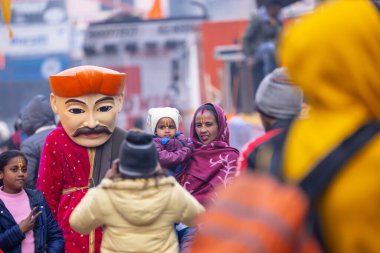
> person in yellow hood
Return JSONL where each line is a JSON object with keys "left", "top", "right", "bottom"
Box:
{"left": 278, "top": 0, "right": 380, "bottom": 252}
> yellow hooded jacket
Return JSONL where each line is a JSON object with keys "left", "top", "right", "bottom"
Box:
{"left": 279, "top": 0, "right": 380, "bottom": 252}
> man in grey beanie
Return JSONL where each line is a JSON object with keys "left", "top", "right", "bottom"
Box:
{"left": 238, "top": 67, "right": 303, "bottom": 171}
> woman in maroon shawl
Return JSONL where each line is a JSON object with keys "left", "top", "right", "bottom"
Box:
{"left": 179, "top": 103, "right": 239, "bottom": 206}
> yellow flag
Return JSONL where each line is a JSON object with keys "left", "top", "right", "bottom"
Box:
{"left": 1, "top": 0, "right": 13, "bottom": 38}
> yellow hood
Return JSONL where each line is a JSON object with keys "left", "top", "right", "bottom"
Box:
{"left": 278, "top": 0, "right": 380, "bottom": 180}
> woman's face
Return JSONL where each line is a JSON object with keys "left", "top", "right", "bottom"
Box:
{"left": 194, "top": 109, "right": 219, "bottom": 144}
{"left": 0, "top": 156, "right": 27, "bottom": 194}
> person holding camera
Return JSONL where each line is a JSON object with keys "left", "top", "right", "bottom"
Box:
{"left": 69, "top": 131, "right": 204, "bottom": 253}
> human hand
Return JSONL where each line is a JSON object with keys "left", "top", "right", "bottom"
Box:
{"left": 105, "top": 159, "right": 119, "bottom": 179}
{"left": 187, "top": 140, "right": 194, "bottom": 151}
{"left": 19, "top": 207, "right": 42, "bottom": 233}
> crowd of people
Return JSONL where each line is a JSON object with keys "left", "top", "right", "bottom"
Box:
{"left": 0, "top": 0, "right": 379, "bottom": 252}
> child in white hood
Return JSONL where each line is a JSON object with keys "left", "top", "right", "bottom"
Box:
{"left": 147, "top": 107, "right": 193, "bottom": 177}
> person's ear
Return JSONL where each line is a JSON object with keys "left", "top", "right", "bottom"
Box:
{"left": 0, "top": 172, "right": 4, "bottom": 180}
{"left": 116, "top": 93, "right": 124, "bottom": 113}
{"left": 50, "top": 93, "right": 59, "bottom": 114}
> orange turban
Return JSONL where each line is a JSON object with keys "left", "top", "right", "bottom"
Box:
{"left": 50, "top": 65, "right": 126, "bottom": 97}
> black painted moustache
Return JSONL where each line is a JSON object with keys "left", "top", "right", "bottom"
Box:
{"left": 73, "top": 126, "right": 112, "bottom": 137}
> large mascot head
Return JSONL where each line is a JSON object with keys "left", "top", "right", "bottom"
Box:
{"left": 50, "top": 65, "right": 126, "bottom": 147}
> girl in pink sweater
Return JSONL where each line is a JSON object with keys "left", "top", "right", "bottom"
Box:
{"left": 0, "top": 150, "right": 63, "bottom": 253}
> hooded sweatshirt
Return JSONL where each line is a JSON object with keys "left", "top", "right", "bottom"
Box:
{"left": 279, "top": 1, "right": 380, "bottom": 252}
{"left": 20, "top": 94, "right": 56, "bottom": 188}
{"left": 69, "top": 176, "right": 204, "bottom": 253}
{"left": 21, "top": 94, "right": 55, "bottom": 136}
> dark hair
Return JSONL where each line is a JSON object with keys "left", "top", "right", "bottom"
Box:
{"left": 194, "top": 103, "right": 219, "bottom": 127}
{"left": 0, "top": 150, "right": 28, "bottom": 172}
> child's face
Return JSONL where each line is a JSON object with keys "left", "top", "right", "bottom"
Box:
{"left": 155, "top": 117, "right": 176, "bottom": 138}
{"left": 0, "top": 156, "right": 27, "bottom": 194}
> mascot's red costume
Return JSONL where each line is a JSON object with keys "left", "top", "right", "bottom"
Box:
{"left": 37, "top": 66, "right": 127, "bottom": 253}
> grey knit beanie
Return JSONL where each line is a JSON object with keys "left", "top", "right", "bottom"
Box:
{"left": 255, "top": 67, "right": 303, "bottom": 119}
{"left": 119, "top": 131, "right": 158, "bottom": 177}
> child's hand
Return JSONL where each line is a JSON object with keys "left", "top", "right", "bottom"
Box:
{"left": 187, "top": 139, "right": 194, "bottom": 151}
{"left": 105, "top": 159, "right": 119, "bottom": 179}
{"left": 19, "top": 207, "right": 42, "bottom": 233}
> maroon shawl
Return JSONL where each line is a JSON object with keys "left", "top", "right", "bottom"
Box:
{"left": 179, "top": 103, "right": 239, "bottom": 206}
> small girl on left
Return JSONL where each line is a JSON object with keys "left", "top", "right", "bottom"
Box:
{"left": 0, "top": 150, "right": 64, "bottom": 253}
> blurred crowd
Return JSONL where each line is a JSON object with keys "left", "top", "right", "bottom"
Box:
{"left": 0, "top": 0, "right": 380, "bottom": 252}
